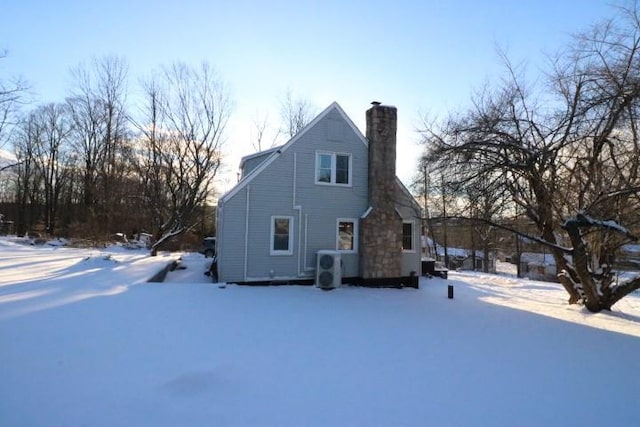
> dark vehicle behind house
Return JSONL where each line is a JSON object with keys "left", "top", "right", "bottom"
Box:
{"left": 200, "top": 237, "right": 216, "bottom": 258}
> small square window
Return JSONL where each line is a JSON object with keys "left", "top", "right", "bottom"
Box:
{"left": 337, "top": 219, "right": 358, "bottom": 252}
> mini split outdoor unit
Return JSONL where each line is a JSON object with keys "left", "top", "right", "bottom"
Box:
{"left": 316, "top": 250, "right": 342, "bottom": 290}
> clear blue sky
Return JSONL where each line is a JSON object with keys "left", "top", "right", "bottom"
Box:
{"left": 1, "top": 0, "right": 615, "bottom": 190}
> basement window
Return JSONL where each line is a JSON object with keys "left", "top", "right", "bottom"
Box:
{"left": 270, "top": 216, "right": 293, "bottom": 256}
{"left": 316, "top": 151, "right": 351, "bottom": 186}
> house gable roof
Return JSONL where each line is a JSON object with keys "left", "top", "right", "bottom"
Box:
{"left": 219, "top": 102, "right": 422, "bottom": 214}
{"left": 238, "top": 145, "right": 282, "bottom": 171}
{"left": 219, "top": 102, "right": 367, "bottom": 204}
{"left": 395, "top": 176, "right": 422, "bottom": 214}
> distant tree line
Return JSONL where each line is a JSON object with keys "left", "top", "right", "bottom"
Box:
{"left": 0, "top": 56, "right": 229, "bottom": 254}
{"left": 416, "top": 1, "right": 640, "bottom": 312}
{"left": 0, "top": 52, "right": 318, "bottom": 254}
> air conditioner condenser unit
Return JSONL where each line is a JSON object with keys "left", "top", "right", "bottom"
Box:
{"left": 316, "top": 250, "right": 341, "bottom": 290}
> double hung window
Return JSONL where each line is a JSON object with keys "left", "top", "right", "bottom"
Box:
{"left": 270, "top": 216, "right": 293, "bottom": 255}
{"left": 316, "top": 152, "right": 351, "bottom": 185}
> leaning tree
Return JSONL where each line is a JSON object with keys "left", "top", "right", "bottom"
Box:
{"left": 422, "top": 1, "right": 640, "bottom": 312}
{"left": 134, "top": 62, "right": 231, "bottom": 255}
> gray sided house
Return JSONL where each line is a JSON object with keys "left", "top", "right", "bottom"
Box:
{"left": 216, "top": 102, "right": 421, "bottom": 285}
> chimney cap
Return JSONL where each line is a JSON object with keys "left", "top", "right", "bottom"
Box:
{"left": 371, "top": 101, "right": 381, "bottom": 106}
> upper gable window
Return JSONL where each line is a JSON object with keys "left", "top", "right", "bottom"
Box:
{"left": 316, "top": 151, "right": 351, "bottom": 186}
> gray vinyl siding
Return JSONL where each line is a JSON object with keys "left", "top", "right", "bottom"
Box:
{"left": 243, "top": 160, "right": 296, "bottom": 279}
{"left": 394, "top": 182, "right": 422, "bottom": 276}
{"left": 241, "top": 151, "right": 276, "bottom": 178}
{"left": 218, "top": 105, "right": 369, "bottom": 283}
{"left": 284, "top": 108, "right": 368, "bottom": 279}
{"left": 217, "top": 190, "right": 243, "bottom": 282}
{"left": 398, "top": 216, "right": 421, "bottom": 276}
{"left": 218, "top": 104, "right": 424, "bottom": 283}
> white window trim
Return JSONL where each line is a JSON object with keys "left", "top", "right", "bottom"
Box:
{"left": 336, "top": 218, "right": 358, "bottom": 253}
{"left": 315, "top": 151, "right": 352, "bottom": 187}
{"left": 402, "top": 220, "right": 416, "bottom": 253}
{"left": 270, "top": 215, "right": 294, "bottom": 256}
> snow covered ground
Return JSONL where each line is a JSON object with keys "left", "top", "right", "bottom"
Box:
{"left": 0, "top": 237, "right": 638, "bottom": 426}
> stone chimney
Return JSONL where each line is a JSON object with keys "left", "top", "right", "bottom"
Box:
{"left": 360, "top": 103, "right": 402, "bottom": 279}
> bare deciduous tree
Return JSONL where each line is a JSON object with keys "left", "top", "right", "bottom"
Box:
{"left": 422, "top": 1, "right": 640, "bottom": 312}
{"left": 30, "top": 103, "right": 73, "bottom": 235}
{"left": 12, "top": 113, "right": 42, "bottom": 235}
{"left": 280, "top": 90, "right": 316, "bottom": 138}
{"left": 135, "top": 62, "right": 231, "bottom": 255}
{"left": 67, "top": 55, "right": 128, "bottom": 227}
{"left": 250, "top": 110, "right": 281, "bottom": 152}
{"left": 464, "top": 172, "right": 507, "bottom": 272}
{"left": 0, "top": 50, "right": 28, "bottom": 160}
